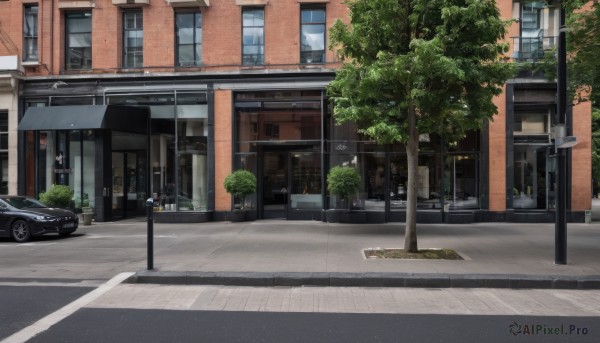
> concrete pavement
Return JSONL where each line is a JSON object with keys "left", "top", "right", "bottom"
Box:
{"left": 98, "top": 202, "right": 600, "bottom": 289}
{"left": 5, "top": 207, "right": 600, "bottom": 343}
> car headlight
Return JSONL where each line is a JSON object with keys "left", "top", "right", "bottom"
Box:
{"left": 34, "top": 215, "right": 54, "bottom": 221}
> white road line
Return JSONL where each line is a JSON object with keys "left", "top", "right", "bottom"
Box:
{"left": 0, "top": 272, "right": 134, "bottom": 343}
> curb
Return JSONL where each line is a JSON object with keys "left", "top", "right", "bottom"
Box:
{"left": 126, "top": 271, "right": 600, "bottom": 290}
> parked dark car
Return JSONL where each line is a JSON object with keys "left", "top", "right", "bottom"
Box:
{"left": 0, "top": 196, "right": 78, "bottom": 243}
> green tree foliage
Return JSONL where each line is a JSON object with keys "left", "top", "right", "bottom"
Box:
{"left": 328, "top": 0, "right": 515, "bottom": 252}
{"left": 327, "top": 166, "right": 361, "bottom": 209}
{"left": 592, "top": 109, "right": 600, "bottom": 185}
{"left": 39, "top": 184, "right": 74, "bottom": 208}
{"left": 567, "top": 0, "right": 600, "bottom": 105}
{"left": 223, "top": 170, "right": 257, "bottom": 210}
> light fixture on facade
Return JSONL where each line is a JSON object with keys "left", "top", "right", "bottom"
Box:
{"left": 554, "top": 124, "right": 577, "bottom": 149}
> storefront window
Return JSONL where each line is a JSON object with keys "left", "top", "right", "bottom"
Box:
{"left": 68, "top": 130, "right": 96, "bottom": 210}
{"left": 290, "top": 152, "right": 322, "bottom": 210}
{"left": 444, "top": 154, "right": 478, "bottom": 209}
{"left": 109, "top": 92, "right": 208, "bottom": 212}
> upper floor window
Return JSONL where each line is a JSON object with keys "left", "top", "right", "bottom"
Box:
{"left": 521, "top": 2, "right": 545, "bottom": 31}
{"left": 123, "top": 11, "right": 143, "bottom": 68}
{"left": 300, "top": 7, "right": 325, "bottom": 64}
{"left": 0, "top": 110, "right": 7, "bottom": 152}
{"left": 175, "top": 12, "right": 202, "bottom": 67}
{"left": 23, "top": 5, "right": 38, "bottom": 62}
{"left": 65, "top": 12, "right": 92, "bottom": 70}
{"left": 242, "top": 8, "right": 264, "bottom": 66}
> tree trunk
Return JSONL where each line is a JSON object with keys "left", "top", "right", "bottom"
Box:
{"left": 404, "top": 105, "right": 419, "bottom": 253}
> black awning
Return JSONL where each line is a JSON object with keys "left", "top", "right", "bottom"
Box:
{"left": 18, "top": 105, "right": 149, "bottom": 133}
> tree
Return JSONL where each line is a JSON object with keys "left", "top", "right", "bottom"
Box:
{"left": 327, "top": 0, "right": 515, "bottom": 252}
{"left": 567, "top": 0, "right": 600, "bottom": 105}
{"left": 592, "top": 109, "right": 600, "bottom": 195}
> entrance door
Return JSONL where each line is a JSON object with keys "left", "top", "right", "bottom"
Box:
{"left": 261, "top": 151, "right": 288, "bottom": 219}
{"left": 112, "top": 151, "right": 144, "bottom": 219}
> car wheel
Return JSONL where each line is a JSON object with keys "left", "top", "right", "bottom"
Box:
{"left": 11, "top": 220, "right": 31, "bottom": 243}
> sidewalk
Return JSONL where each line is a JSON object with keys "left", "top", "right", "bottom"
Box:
{"left": 119, "top": 214, "right": 600, "bottom": 289}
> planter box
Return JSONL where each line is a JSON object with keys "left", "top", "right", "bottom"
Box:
{"left": 227, "top": 210, "right": 256, "bottom": 222}
{"left": 77, "top": 212, "right": 93, "bottom": 225}
{"left": 325, "top": 209, "right": 367, "bottom": 224}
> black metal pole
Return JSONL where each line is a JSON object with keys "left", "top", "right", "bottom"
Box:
{"left": 146, "top": 198, "right": 154, "bottom": 270}
{"left": 555, "top": 1, "right": 567, "bottom": 265}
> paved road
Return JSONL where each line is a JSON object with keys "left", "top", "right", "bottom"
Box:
{"left": 25, "top": 309, "right": 600, "bottom": 343}
{"left": 0, "top": 284, "right": 94, "bottom": 340}
{"left": 4, "top": 277, "right": 600, "bottom": 343}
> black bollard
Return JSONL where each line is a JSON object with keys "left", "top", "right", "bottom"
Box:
{"left": 146, "top": 198, "right": 154, "bottom": 270}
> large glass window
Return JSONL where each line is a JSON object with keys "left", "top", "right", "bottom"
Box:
{"left": 65, "top": 12, "right": 92, "bottom": 70}
{"left": 236, "top": 101, "right": 321, "bottom": 148}
{"left": 242, "top": 8, "right": 264, "bottom": 65}
{"left": 175, "top": 12, "right": 202, "bottom": 67}
{"left": 108, "top": 92, "right": 208, "bottom": 212}
{"left": 300, "top": 7, "right": 325, "bottom": 64}
{"left": 445, "top": 154, "right": 478, "bottom": 209}
{"left": 68, "top": 130, "right": 96, "bottom": 210}
{"left": 123, "top": 11, "right": 143, "bottom": 68}
{"left": 23, "top": 5, "right": 38, "bottom": 62}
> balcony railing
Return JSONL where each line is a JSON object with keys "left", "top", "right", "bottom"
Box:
{"left": 511, "top": 36, "right": 557, "bottom": 62}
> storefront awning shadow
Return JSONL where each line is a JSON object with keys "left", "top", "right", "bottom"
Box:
{"left": 18, "top": 105, "right": 149, "bottom": 133}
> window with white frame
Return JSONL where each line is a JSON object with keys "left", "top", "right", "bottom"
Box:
{"left": 242, "top": 8, "right": 264, "bottom": 66}
{"left": 23, "top": 5, "right": 38, "bottom": 62}
{"left": 123, "top": 11, "right": 143, "bottom": 68}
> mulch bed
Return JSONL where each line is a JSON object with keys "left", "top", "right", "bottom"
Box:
{"left": 364, "top": 248, "right": 463, "bottom": 260}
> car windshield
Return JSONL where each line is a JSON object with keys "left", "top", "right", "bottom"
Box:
{"left": 1, "top": 197, "right": 47, "bottom": 209}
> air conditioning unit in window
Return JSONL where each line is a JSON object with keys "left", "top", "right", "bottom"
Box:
{"left": 166, "top": 0, "right": 210, "bottom": 7}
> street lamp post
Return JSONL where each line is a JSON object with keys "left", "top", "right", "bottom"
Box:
{"left": 555, "top": 1, "right": 576, "bottom": 265}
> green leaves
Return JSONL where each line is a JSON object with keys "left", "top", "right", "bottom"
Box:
{"left": 39, "top": 184, "right": 74, "bottom": 208}
{"left": 328, "top": 0, "right": 514, "bottom": 144}
{"left": 327, "top": 166, "right": 361, "bottom": 201}
{"left": 223, "top": 170, "right": 257, "bottom": 207}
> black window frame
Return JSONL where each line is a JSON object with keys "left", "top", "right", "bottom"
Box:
{"left": 175, "top": 10, "right": 202, "bottom": 67}
{"left": 65, "top": 11, "right": 92, "bottom": 70}
{"left": 242, "top": 7, "right": 265, "bottom": 66}
{"left": 122, "top": 10, "right": 144, "bottom": 69}
{"left": 300, "top": 6, "right": 326, "bottom": 64}
{"left": 23, "top": 5, "right": 39, "bottom": 62}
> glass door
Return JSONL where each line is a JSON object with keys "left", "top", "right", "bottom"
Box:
{"left": 112, "top": 152, "right": 125, "bottom": 219}
{"left": 112, "top": 151, "right": 144, "bottom": 219}
{"left": 289, "top": 152, "right": 322, "bottom": 211}
{"left": 262, "top": 151, "right": 288, "bottom": 219}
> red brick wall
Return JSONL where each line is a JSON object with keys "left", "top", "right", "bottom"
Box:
{"left": 1, "top": 0, "right": 348, "bottom": 74}
{"left": 489, "top": 87, "right": 507, "bottom": 212}
{"left": 572, "top": 100, "right": 592, "bottom": 211}
{"left": 214, "top": 89, "right": 233, "bottom": 211}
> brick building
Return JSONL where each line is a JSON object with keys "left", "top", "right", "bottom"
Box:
{"left": 0, "top": 0, "right": 591, "bottom": 223}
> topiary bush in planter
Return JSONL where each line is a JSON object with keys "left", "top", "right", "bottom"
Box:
{"left": 327, "top": 165, "right": 360, "bottom": 210}
{"left": 39, "top": 184, "right": 74, "bottom": 209}
{"left": 224, "top": 169, "right": 257, "bottom": 221}
{"left": 326, "top": 166, "right": 364, "bottom": 223}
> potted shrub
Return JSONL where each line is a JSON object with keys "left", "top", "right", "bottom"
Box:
{"left": 223, "top": 169, "right": 257, "bottom": 222}
{"left": 39, "top": 184, "right": 74, "bottom": 209}
{"left": 326, "top": 166, "right": 364, "bottom": 223}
